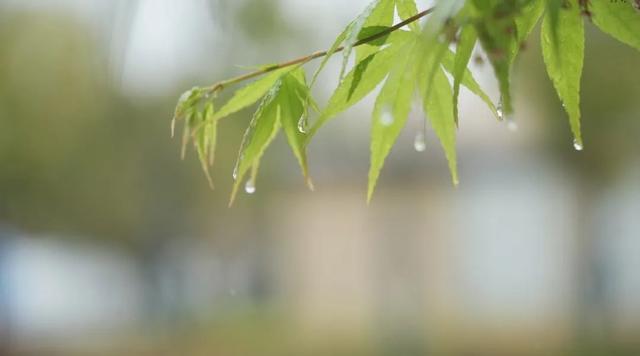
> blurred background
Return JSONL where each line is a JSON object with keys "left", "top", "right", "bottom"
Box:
{"left": 1, "top": 0, "right": 639, "bottom": 355}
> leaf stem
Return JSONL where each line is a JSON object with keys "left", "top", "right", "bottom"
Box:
{"left": 205, "top": 7, "right": 435, "bottom": 94}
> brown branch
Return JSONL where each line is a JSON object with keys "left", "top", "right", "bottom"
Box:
{"left": 205, "top": 7, "right": 435, "bottom": 94}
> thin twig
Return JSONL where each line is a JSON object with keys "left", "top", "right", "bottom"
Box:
{"left": 205, "top": 7, "right": 435, "bottom": 94}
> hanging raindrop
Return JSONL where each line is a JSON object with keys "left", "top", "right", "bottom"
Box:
{"left": 573, "top": 139, "right": 584, "bottom": 151}
{"left": 496, "top": 104, "right": 504, "bottom": 121}
{"left": 245, "top": 179, "right": 256, "bottom": 194}
{"left": 232, "top": 166, "right": 238, "bottom": 181}
{"left": 414, "top": 131, "right": 427, "bottom": 152}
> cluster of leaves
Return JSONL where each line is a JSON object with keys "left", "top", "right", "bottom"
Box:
{"left": 173, "top": 0, "right": 640, "bottom": 204}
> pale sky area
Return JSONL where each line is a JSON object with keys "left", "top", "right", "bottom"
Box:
{"left": 1, "top": 0, "right": 365, "bottom": 96}
{"left": 1, "top": 0, "right": 437, "bottom": 96}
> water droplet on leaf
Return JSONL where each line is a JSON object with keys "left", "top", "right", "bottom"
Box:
{"left": 496, "top": 105, "right": 504, "bottom": 121}
{"left": 380, "top": 108, "right": 394, "bottom": 127}
{"left": 573, "top": 139, "right": 584, "bottom": 151}
{"left": 297, "top": 116, "right": 308, "bottom": 134}
{"left": 245, "top": 179, "right": 256, "bottom": 194}
{"left": 413, "top": 131, "right": 427, "bottom": 152}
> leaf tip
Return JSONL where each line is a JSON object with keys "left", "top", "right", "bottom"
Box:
{"left": 204, "top": 173, "right": 215, "bottom": 190}
{"left": 366, "top": 193, "right": 374, "bottom": 205}
{"left": 228, "top": 189, "right": 239, "bottom": 208}
{"left": 306, "top": 176, "right": 316, "bottom": 192}
{"left": 366, "top": 181, "right": 377, "bottom": 205}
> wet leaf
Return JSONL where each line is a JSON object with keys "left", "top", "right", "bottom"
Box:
{"left": 542, "top": 0, "right": 585, "bottom": 146}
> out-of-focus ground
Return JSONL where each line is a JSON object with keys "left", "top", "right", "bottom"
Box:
{"left": 1, "top": 0, "right": 639, "bottom": 355}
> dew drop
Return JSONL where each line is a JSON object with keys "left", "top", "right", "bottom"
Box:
{"left": 245, "top": 179, "right": 256, "bottom": 194}
{"left": 573, "top": 139, "right": 584, "bottom": 151}
{"left": 414, "top": 131, "right": 427, "bottom": 152}
{"left": 380, "top": 108, "right": 394, "bottom": 127}
{"left": 297, "top": 116, "right": 308, "bottom": 134}
{"left": 232, "top": 167, "right": 238, "bottom": 181}
{"left": 507, "top": 117, "right": 519, "bottom": 132}
{"left": 496, "top": 105, "right": 504, "bottom": 121}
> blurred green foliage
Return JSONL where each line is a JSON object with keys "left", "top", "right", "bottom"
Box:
{"left": 0, "top": 0, "right": 303, "bottom": 245}
{"left": 0, "top": 13, "right": 209, "bottom": 243}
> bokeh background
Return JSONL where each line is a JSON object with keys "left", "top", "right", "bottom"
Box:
{"left": 1, "top": 0, "right": 639, "bottom": 355}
